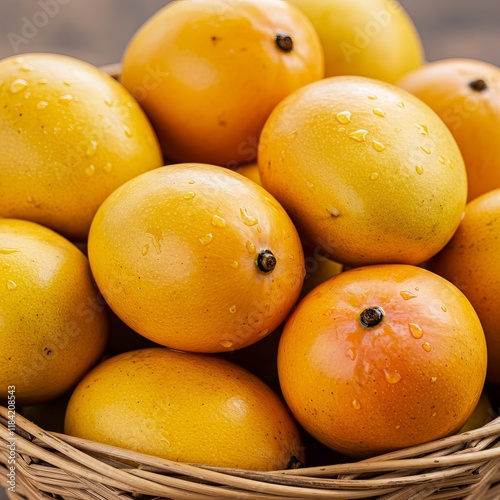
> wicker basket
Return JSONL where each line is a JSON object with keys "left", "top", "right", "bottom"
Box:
{"left": 2, "top": 63, "right": 500, "bottom": 500}
{"left": 1, "top": 405, "right": 500, "bottom": 499}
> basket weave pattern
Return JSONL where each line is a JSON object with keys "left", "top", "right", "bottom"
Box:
{"left": 2, "top": 406, "right": 500, "bottom": 499}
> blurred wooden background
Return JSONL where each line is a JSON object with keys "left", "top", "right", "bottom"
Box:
{"left": 0, "top": 0, "right": 499, "bottom": 67}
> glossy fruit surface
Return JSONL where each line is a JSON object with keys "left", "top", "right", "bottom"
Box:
{"left": 88, "top": 163, "right": 305, "bottom": 352}
{"left": 258, "top": 76, "right": 467, "bottom": 267}
{"left": 0, "top": 53, "right": 162, "bottom": 241}
{"left": 65, "top": 348, "right": 304, "bottom": 470}
{"left": 398, "top": 58, "right": 500, "bottom": 201}
{"left": 288, "top": 0, "right": 424, "bottom": 83}
{"left": 121, "top": 0, "right": 324, "bottom": 166}
{"left": 278, "top": 264, "right": 487, "bottom": 457}
{"left": 0, "top": 219, "right": 108, "bottom": 405}
{"left": 428, "top": 189, "right": 500, "bottom": 384}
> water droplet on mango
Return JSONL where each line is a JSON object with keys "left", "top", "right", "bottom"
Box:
{"left": 372, "top": 108, "right": 385, "bottom": 117}
{"left": 409, "top": 323, "right": 423, "bottom": 339}
{"left": 422, "top": 342, "right": 432, "bottom": 352}
{"left": 384, "top": 369, "right": 402, "bottom": 384}
{"left": 415, "top": 123, "right": 429, "bottom": 136}
{"left": 183, "top": 191, "right": 195, "bottom": 200}
{"left": 85, "top": 165, "right": 96, "bottom": 177}
{"left": 400, "top": 291, "right": 417, "bottom": 300}
{"left": 220, "top": 340, "right": 233, "bottom": 348}
{"left": 335, "top": 111, "right": 351, "bottom": 124}
{"left": 20, "top": 63, "right": 34, "bottom": 72}
{"left": 349, "top": 129, "right": 368, "bottom": 142}
{"left": 246, "top": 240, "right": 256, "bottom": 254}
{"left": 212, "top": 214, "right": 226, "bottom": 228}
{"left": 240, "top": 208, "right": 258, "bottom": 226}
{"left": 9, "top": 79, "right": 28, "bottom": 94}
{"left": 229, "top": 305, "right": 237, "bottom": 314}
{"left": 352, "top": 399, "right": 361, "bottom": 410}
{"left": 6, "top": 280, "right": 18, "bottom": 291}
{"left": 199, "top": 233, "right": 213, "bottom": 246}
{"left": 85, "top": 140, "right": 98, "bottom": 157}
{"left": 415, "top": 165, "right": 424, "bottom": 175}
{"left": 36, "top": 101, "right": 49, "bottom": 109}
{"left": 325, "top": 305, "right": 336, "bottom": 317}
{"left": 327, "top": 207, "right": 340, "bottom": 217}
{"left": 372, "top": 140, "right": 386, "bottom": 152}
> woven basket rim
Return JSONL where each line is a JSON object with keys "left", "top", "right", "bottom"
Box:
{"left": 2, "top": 405, "right": 500, "bottom": 499}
